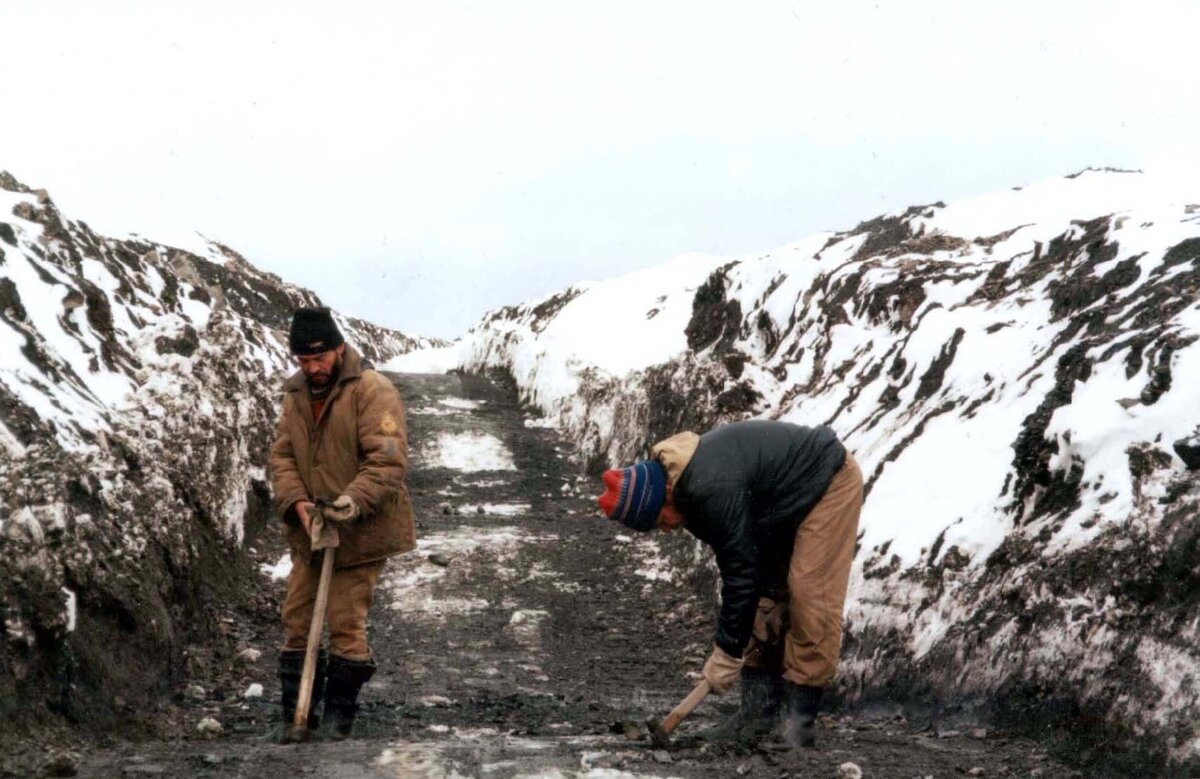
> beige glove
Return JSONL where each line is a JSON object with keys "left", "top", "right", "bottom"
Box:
{"left": 323, "top": 494, "right": 360, "bottom": 522}
{"left": 753, "top": 597, "right": 786, "bottom": 645}
{"left": 702, "top": 644, "right": 744, "bottom": 695}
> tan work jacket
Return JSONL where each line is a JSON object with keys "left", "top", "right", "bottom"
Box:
{"left": 269, "top": 346, "right": 416, "bottom": 568}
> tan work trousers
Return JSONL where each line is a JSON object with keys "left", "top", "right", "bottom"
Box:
{"left": 746, "top": 452, "right": 863, "bottom": 687}
{"left": 281, "top": 554, "right": 386, "bottom": 661}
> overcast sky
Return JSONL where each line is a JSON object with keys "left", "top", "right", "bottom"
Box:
{"left": 2, "top": 1, "right": 1198, "bottom": 338}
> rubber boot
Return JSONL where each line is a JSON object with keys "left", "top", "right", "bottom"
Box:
{"left": 697, "top": 667, "right": 785, "bottom": 744}
{"left": 323, "top": 655, "right": 376, "bottom": 739}
{"left": 783, "top": 683, "right": 823, "bottom": 748}
{"left": 277, "top": 649, "right": 327, "bottom": 740}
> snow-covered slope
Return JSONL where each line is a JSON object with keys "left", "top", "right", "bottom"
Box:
{"left": 430, "top": 169, "right": 1200, "bottom": 768}
{"left": 0, "top": 171, "right": 435, "bottom": 733}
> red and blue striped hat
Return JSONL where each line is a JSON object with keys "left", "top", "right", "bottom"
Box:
{"left": 596, "top": 460, "right": 667, "bottom": 532}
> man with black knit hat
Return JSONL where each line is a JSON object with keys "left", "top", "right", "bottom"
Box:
{"left": 597, "top": 419, "right": 862, "bottom": 748}
{"left": 269, "top": 306, "right": 416, "bottom": 739}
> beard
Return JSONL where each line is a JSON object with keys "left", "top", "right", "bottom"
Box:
{"left": 306, "top": 353, "right": 342, "bottom": 391}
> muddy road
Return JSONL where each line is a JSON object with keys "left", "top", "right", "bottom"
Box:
{"left": 60, "top": 372, "right": 1077, "bottom": 778}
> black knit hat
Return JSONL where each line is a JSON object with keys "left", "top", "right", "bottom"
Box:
{"left": 289, "top": 307, "right": 344, "bottom": 355}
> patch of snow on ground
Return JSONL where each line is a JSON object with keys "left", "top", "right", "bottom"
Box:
{"left": 410, "top": 406, "right": 460, "bottom": 416}
{"left": 61, "top": 588, "right": 76, "bottom": 632}
{"left": 505, "top": 609, "right": 551, "bottom": 647}
{"left": 422, "top": 432, "right": 517, "bottom": 472}
{"left": 439, "top": 397, "right": 484, "bottom": 410}
{"left": 260, "top": 554, "right": 292, "bottom": 581}
{"left": 458, "top": 503, "right": 532, "bottom": 517}
{"left": 380, "top": 526, "right": 538, "bottom": 616}
{"left": 459, "top": 478, "right": 510, "bottom": 488}
{"left": 621, "top": 536, "right": 675, "bottom": 585}
{"left": 381, "top": 342, "right": 463, "bottom": 373}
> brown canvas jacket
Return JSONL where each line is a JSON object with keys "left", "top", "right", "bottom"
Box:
{"left": 269, "top": 346, "right": 416, "bottom": 568}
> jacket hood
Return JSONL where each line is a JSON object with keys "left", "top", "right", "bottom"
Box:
{"left": 651, "top": 431, "right": 701, "bottom": 490}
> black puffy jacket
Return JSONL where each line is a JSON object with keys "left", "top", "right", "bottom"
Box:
{"left": 657, "top": 420, "right": 845, "bottom": 658}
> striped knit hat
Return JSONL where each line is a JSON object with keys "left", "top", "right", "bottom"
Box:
{"left": 596, "top": 460, "right": 667, "bottom": 532}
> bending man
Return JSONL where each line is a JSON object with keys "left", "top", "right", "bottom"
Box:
{"left": 597, "top": 419, "right": 862, "bottom": 747}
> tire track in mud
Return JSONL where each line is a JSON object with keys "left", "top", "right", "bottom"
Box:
{"left": 68, "top": 372, "right": 1081, "bottom": 779}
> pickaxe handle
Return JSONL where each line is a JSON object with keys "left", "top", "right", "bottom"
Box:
{"left": 292, "top": 546, "right": 335, "bottom": 732}
{"left": 660, "top": 678, "right": 712, "bottom": 735}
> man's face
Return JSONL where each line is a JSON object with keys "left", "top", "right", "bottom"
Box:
{"left": 656, "top": 486, "right": 684, "bottom": 531}
{"left": 296, "top": 344, "right": 344, "bottom": 387}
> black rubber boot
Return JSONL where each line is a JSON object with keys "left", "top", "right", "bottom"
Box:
{"left": 783, "top": 683, "right": 823, "bottom": 748}
{"left": 698, "top": 667, "right": 785, "bottom": 744}
{"left": 323, "top": 655, "right": 376, "bottom": 739}
{"left": 277, "top": 649, "right": 327, "bottom": 739}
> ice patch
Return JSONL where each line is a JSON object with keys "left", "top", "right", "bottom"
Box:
{"left": 504, "top": 609, "right": 550, "bottom": 647}
{"left": 460, "top": 478, "right": 510, "bottom": 488}
{"left": 422, "top": 432, "right": 517, "bottom": 472}
{"left": 440, "top": 398, "right": 484, "bottom": 410}
{"left": 260, "top": 554, "right": 292, "bottom": 581}
{"left": 376, "top": 745, "right": 472, "bottom": 778}
{"left": 380, "top": 526, "right": 545, "bottom": 617}
{"left": 458, "top": 503, "right": 531, "bottom": 517}
{"left": 411, "top": 406, "right": 460, "bottom": 416}
{"left": 381, "top": 342, "right": 463, "bottom": 373}
{"left": 61, "top": 587, "right": 76, "bottom": 632}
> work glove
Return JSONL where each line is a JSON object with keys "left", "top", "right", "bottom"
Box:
{"left": 702, "top": 644, "right": 744, "bottom": 695}
{"left": 753, "top": 597, "right": 787, "bottom": 645}
{"left": 323, "top": 494, "right": 360, "bottom": 522}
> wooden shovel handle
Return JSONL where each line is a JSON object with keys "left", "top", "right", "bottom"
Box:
{"left": 293, "top": 548, "right": 335, "bottom": 729}
{"left": 660, "top": 679, "right": 712, "bottom": 735}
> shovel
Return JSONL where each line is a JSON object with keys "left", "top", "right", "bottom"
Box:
{"left": 284, "top": 502, "right": 341, "bottom": 744}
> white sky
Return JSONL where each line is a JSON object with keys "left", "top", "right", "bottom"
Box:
{"left": 2, "top": 0, "right": 1198, "bottom": 338}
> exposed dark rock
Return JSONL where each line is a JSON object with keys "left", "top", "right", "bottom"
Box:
{"left": 685, "top": 264, "right": 742, "bottom": 352}
{"left": 529, "top": 288, "right": 583, "bottom": 333}
{"left": 0, "top": 277, "right": 26, "bottom": 321}
{"left": 154, "top": 325, "right": 200, "bottom": 358}
{"left": 1174, "top": 430, "right": 1200, "bottom": 470}
{"left": 914, "top": 328, "right": 965, "bottom": 402}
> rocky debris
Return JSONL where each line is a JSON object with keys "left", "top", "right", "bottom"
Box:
{"left": 837, "top": 762, "right": 863, "bottom": 779}
{"left": 242, "top": 683, "right": 263, "bottom": 699}
{"left": 1174, "top": 428, "right": 1200, "bottom": 469}
{"left": 195, "top": 717, "right": 223, "bottom": 736}
{"left": 236, "top": 648, "right": 263, "bottom": 664}
{"left": 36, "top": 752, "right": 79, "bottom": 777}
